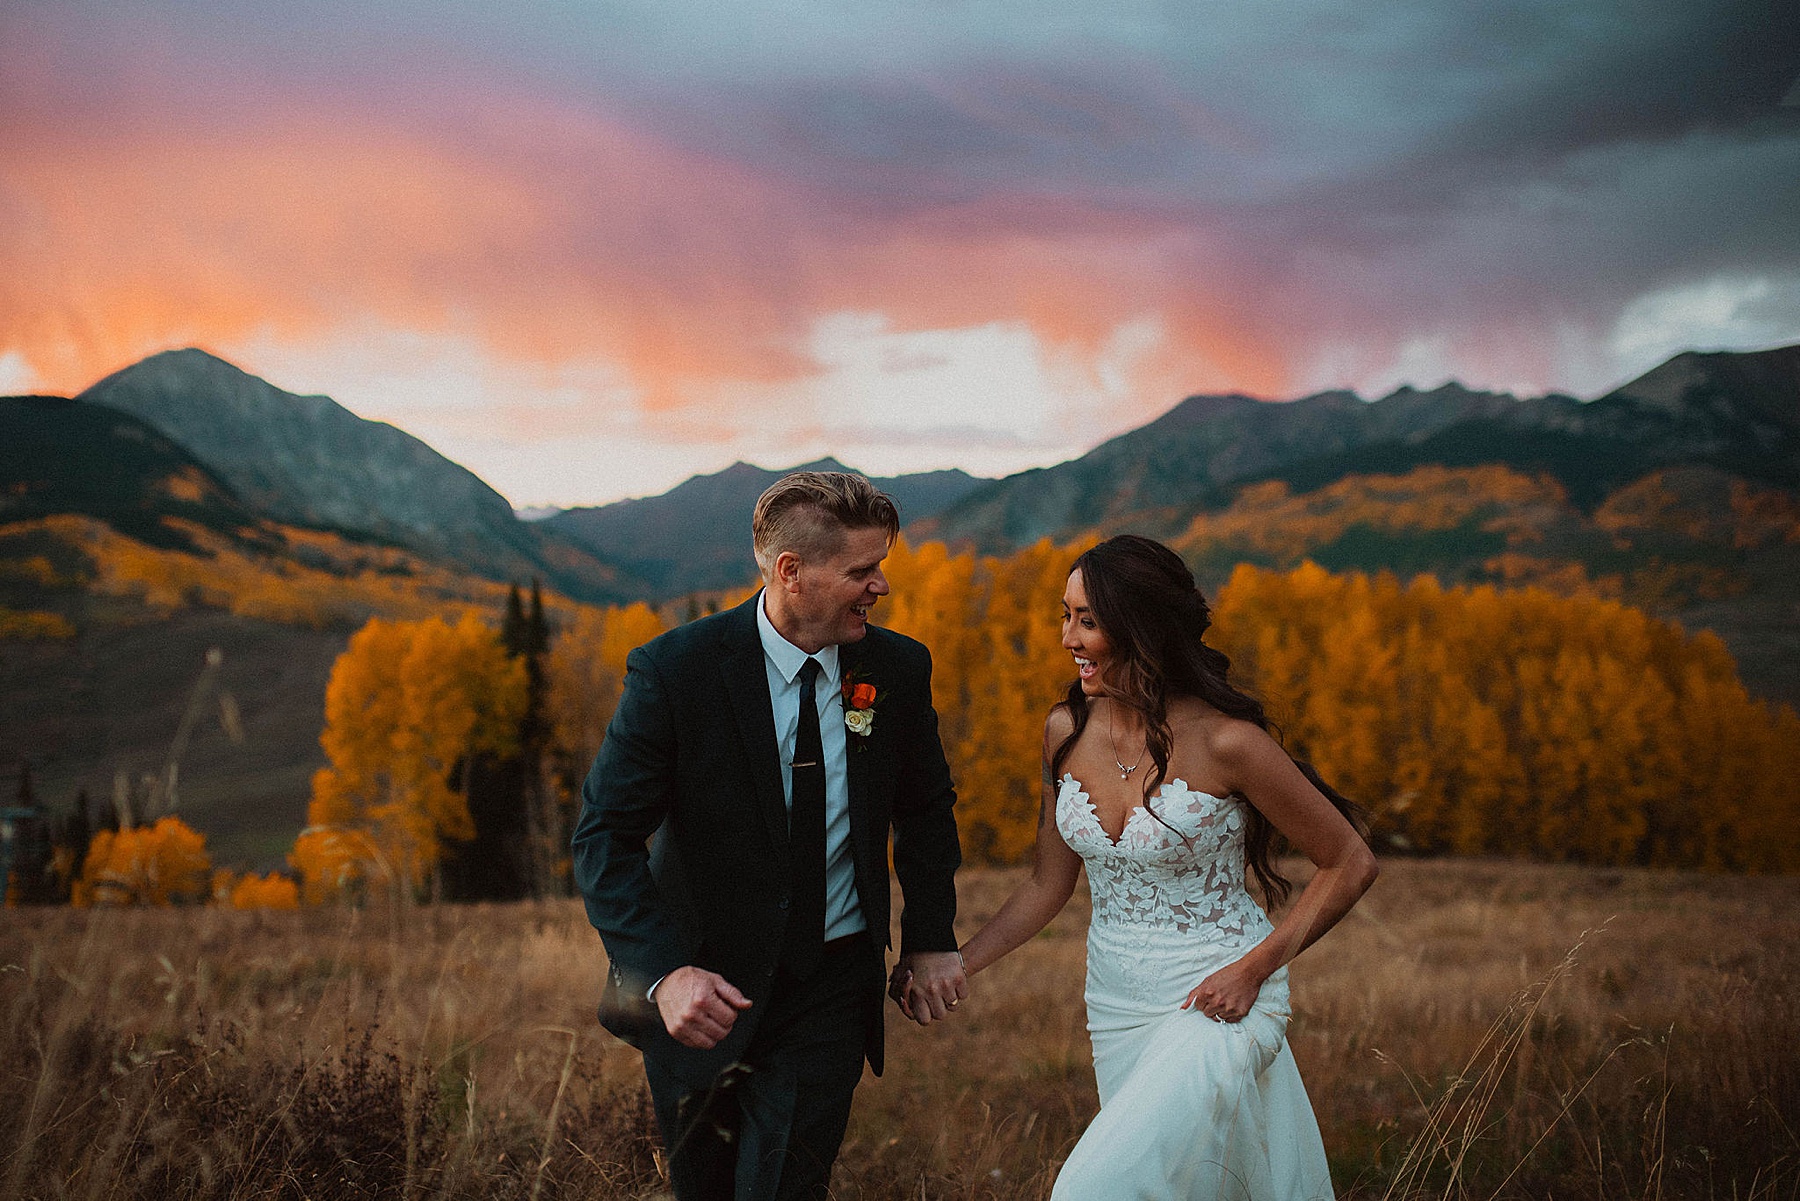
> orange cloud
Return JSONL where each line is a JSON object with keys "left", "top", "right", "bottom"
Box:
{"left": 0, "top": 88, "right": 1286, "bottom": 422}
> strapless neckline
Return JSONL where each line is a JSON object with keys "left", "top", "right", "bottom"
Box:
{"left": 1059, "top": 772, "right": 1230, "bottom": 848}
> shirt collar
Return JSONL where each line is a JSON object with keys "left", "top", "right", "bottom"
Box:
{"left": 757, "top": 589, "right": 841, "bottom": 687}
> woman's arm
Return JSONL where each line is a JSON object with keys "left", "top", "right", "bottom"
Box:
{"left": 895, "top": 711, "right": 1083, "bottom": 1017}
{"left": 957, "top": 749, "right": 1083, "bottom": 975}
{"left": 1183, "top": 720, "right": 1378, "bottom": 1021}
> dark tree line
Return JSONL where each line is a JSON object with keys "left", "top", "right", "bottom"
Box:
{"left": 440, "top": 580, "right": 555, "bottom": 902}
{"left": 6, "top": 764, "right": 116, "bottom": 905}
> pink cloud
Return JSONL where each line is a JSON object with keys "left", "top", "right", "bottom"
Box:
{"left": 1, "top": 69, "right": 1297, "bottom": 425}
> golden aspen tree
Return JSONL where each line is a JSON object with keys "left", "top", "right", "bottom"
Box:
{"left": 291, "top": 825, "right": 393, "bottom": 905}
{"left": 544, "top": 601, "right": 665, "bottom": 767}
{"left": 72, "top": 816, "right": 211, "bottom": 906}
{"left": 300, "top": 612, "right": 526, "bottom": 899}
{"left": 225, "top": 872, "right": 300, "bottom": 909}
{"left": 1735, "top": 705, "right": 1800, "bottom": 872}
{"left": 881, "top": 538, "right": 982, "bottom": 759}
{"left": 1441, "top": 693, "right": 1522, "bottom": 857}
{"left": 949, "top": 545, "right": 1038, "bottom": 861}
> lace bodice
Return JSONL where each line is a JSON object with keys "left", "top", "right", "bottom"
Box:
{"left": 1056, "top": 773, "right": 1271, "bottom": 943}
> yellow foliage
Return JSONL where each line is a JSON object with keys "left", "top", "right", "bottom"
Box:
{"left": 875, "top": 538, "right": 1799, "bottom": 872}
{"left": 304, "top": 613, "right": 528, "bottom": 895}
{"left": 878, "top": 537, "right": 1086, "bottom": 863}
{"left": 545, "top": 601, "right": 666, "bottom": 765}
{"left": 286, "top": 533, "right": 1800, "bottom": 879}
{"left": 1172, "top": 465, "right": 1567, "bottom": 563}
{"left": 11, "top": 514, "right": 530, "bottom": 629}
{"left": 229, "top": 872, "right": 300, "bottom": 909}
{"left": 0, "top": 553, "right": 69, "bottom": 586}
{"left": 1211, "top": 563, "right": 1800, "bottom": 870}
{"left": 290, "top": 825, "right": 398, "bottom": 905}
{"left": 210, "top": 869, "right": 301, "bottom": 908}
{"left": 0, "top": 607, "right": 75, "bottom": 640}
{"left": 73, "top": 817, "right": 211, "bottom": 906}
{"left": 1596, "top": 470, "right": 1800, "bottom": 551}
{"left": 161, "top": 467, "right": 211, "bottom": 503}
{"left": 1729, "top": 480, "right": 1800, "bottom": 548}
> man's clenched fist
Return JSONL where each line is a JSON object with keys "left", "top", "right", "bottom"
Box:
{"left": 655, "top": 966, "right": 753, "bottom": 1048}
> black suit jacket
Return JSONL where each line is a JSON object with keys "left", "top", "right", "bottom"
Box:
{"left": 571, "top": 593, "right": 961, "bottom": 1084}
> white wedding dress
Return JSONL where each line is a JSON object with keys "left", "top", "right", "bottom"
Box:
{"left": 1050, "top": 773, "right": 1335, "bottom": 1201}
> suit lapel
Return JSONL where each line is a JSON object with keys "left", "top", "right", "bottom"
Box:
{"left": 717, "top": 596, "right": 792, "bottom": 873}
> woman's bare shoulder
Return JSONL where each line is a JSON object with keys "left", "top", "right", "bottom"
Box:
{"left": 1169, "top": 700, "right": 1276, "bottom": 763}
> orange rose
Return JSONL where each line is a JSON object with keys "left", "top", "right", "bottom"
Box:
{"left": 849, "top": 683, "right": 877, "bottom": 709}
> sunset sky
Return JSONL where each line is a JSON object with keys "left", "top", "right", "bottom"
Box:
{"left": 3, "top": 1, "right": 1798, "bottom": 507}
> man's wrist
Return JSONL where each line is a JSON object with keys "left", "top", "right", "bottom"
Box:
{"left": 901, "top": 948, "right": 964, "bottom": 969}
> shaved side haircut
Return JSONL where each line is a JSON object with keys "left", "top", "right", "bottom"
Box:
{"left": 752, "top": 471, "right": 900, "bottom": 579}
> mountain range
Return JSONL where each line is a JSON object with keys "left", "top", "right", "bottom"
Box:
{"left": 2, "top": 341, "right": 1796, "bottom": 865}
{"left": 912, "top": 345, "right": 1800, "bottom": 552}
{"left": 73, "top": 349, "right": 639, "bottom": 603}
{"left": 542, "top": 458, "right": 987, "bottom": 596}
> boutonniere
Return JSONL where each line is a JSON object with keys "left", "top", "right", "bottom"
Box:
{"left": 840, "top": 669, "right": 881, "bottom": 744}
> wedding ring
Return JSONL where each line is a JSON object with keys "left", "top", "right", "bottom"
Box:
{"left": 1210, "top": 1012, "right": 1224, "bottom": 1023}
{"left": 947, "top": 999, "right": 959, "bottom": 1009}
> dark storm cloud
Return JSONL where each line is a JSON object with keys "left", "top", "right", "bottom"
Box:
{"left": 5, "top": 0, "right": 1798, "bottom": 407}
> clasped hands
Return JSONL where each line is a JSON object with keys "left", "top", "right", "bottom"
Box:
{"left": 653, "top": 950, "right": 969, "bottom": 1048}
{"left": 886, "top": 950, "right": 968, "bottom": 1025}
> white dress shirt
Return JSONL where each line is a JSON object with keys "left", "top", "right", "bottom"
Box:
{"left": 757, "top": 590, "right": 866, "bottom": 941}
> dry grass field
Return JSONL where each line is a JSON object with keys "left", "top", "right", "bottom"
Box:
{"left": 1, "top": 858, "right": 1795, "bottom": 1200}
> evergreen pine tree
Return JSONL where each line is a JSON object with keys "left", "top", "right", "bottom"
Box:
{"left": 8, "top": 763, "right": 57, "bottom": 905}
{"left": 521, "top": 579, "right": 555, "bottom": 894}
{"left": 502, "top": 583, "right": 527, "bottom": 654}
{"left": 443, "top": 583, "right": 540, "bottom": 901}
{"left": 526, "top": 580, "right": 551, "bottom": 656}
{"left": 53, "top": 788, "right": 94, "bottom": 901}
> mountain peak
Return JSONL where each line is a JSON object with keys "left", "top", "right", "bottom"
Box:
{"left": 793, "top": 455, "right": 855, "bottom": 474}
{"left": 1155, "top": 392, "right": 1262, "bottom": 425}
{"left": 109, "top": 346, "right": 307, "bottom": 391}
{"left": 77, "top": 348, "right": 520, "bottom": 550}
{"left": 1601, "top": 343, "right": 1800, "bottom": 432}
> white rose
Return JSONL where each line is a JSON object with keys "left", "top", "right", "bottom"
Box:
{"left": 844, "top": 708, "right": 874, "bottom": 737}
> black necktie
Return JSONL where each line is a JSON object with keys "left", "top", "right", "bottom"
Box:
{"left": 784, "top": 657, "right": 827, "bottom": 977}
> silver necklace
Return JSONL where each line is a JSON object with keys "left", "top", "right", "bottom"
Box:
{"left": 1108, "top": 706, "right": 1141, "bottom": 780}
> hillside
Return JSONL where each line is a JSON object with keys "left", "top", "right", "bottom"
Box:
{"left": 543, "top": 456, "right": 988, "bottom": 598}
{"left": 906, "top": 344, "right": 1800, "bottom": 704}
{"left": 915, "top": 345, "right": 1800, "bottom": 555}
{"left": 1159, "top": 463, "right": 1800, "bottom": 705}
{"left": 0, "top": 502, "right": 560, "bottom": 866}
{"left": 1, "top": 604, "right": 343, "bottom": 865}
{"left": 0, "top": 396, "right": 268, "bottom": 550}
{"left": 79, "top": 350, "right": 636, "bottom": 603}
{"left": 0, "top": 394, "right": 574, "bottom": 866}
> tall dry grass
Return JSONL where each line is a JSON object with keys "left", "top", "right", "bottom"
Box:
{"left": 1, "top": 859, "right": 1795, "bottom": 1200}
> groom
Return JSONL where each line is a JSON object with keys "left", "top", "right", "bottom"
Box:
{"left": 573, "top": 470, "right": 966, "bottom": 1200}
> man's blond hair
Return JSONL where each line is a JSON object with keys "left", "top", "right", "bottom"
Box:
{"left": 752, "top": 471, "right": 900, "bottom": 579}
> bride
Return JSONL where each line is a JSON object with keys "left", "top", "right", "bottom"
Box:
{"left": 904, "top": 535, "right": 1377, "bottom": 1199}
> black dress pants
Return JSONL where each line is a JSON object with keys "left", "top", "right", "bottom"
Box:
{"left": 644, "top": 932, "right": 880, "bottom": 1201}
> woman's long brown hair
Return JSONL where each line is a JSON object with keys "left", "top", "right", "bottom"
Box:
{"left": 1049, "top": 534, "right": 1366, "bottom": 907}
